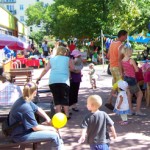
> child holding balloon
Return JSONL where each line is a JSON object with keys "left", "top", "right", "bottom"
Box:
{"left": 8, "top": 81, "right": 64, "bottom": 150}
{"left": 78, "top": 95, "right": 117, "bottom": 150}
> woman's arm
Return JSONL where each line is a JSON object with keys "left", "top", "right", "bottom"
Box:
{"left": 36, "top": 60, "right": 51, "bottom": 83}
{"left": 118, "top": 45, "right": 124, "bottom": 77}
{"left": 69, "top": 58, "right": 75, "bottom": 71}
{"left": 36, "top": 107, "right": 51, "bottom": 124}
{"left": 32, "top": 124, "right": 57, "bottom": 132}
{"left": 130, "top": 59, "right": 139, "bottom": 72}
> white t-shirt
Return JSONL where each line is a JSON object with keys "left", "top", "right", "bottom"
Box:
{"left": 114, "top": 91, "right": 129, "bottom": 111}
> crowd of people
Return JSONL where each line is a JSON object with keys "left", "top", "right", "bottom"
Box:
{"left": 0, "top": 30, "right": 150, "bottom": 150}
{"left": 137, "top": 49, "right": 149, "bottom": 61}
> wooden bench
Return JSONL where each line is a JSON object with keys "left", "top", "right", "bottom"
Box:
{"left": 0, "top": 137, "right": 38, "bottom": 150}
{"left": 36, "top": 86, "right": 52, "bottom": 103}
{"left": 0, "top": 102, "right": 55, "bottom": 149}
{"left": 0, "top": 102, "right": 55, "bottom": 122}
{"left": 8, "top": 68, "right": 33, "bottom": 85}
{"left": 0, "top": 136, "right": 51, "bottom": 150}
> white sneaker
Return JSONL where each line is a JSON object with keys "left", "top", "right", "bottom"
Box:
{"left": 135, "top": 111, "right": 146, "bottom": 116}
{"left": 128, "top": 111, "right": 135, "bottom": 116}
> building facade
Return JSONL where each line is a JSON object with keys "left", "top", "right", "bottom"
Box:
{"left": 0, "top": 6, "right": 27, "bottom": 39}
{"left": 0, "top": 0, "right": 53, "bottom": 35}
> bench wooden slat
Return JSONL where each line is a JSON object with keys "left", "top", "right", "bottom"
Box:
{"left": 0, "top": 137, "right": 53, "bottom": 149}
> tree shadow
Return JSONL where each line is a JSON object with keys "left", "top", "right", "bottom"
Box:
{"left": 62, "top": 85, "right": 150, "bottom": 150}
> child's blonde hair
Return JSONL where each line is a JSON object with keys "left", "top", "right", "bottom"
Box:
{"left": 2, "top": 72, "right": 11, "bottom": 82}
{"left": 89, "top": 63, "right": 95, "bottom": 68}
{"left": 121, "top": 46, "right": 133, "bottom": 55}
{"left": 23, "top": 82, "right": 37, "bottom": 101}
{"left": 56, "top": 46, "right": 67, "bottom": 56}
{"left": 87, "top": 95, "right": 102, "bottom": 109}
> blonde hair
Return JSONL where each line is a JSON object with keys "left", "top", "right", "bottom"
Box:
{"left": 89, "top": 63, "right": 95, "bottom": 67}
{"left": 23, "top": 82, "right": 37, "bottom": 101}
{"left": 56, "top": 46, "right": 67, "bottom": 56}
{"left": 87, "top": 95, "right": 102, "bottom": 109}
{"left": 2, "top": 72, "right": 11, "bottom": 81}
{"left": 121, "top": 46, "right": 133, "bottom": 55}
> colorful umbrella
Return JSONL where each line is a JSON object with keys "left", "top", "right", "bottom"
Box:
{"left": 0, "top": 34, "right": 30, "bottom": 50}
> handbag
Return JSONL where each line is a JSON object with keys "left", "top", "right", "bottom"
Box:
{"left": 2, "top": 115, "right": 22, "bottom": 137}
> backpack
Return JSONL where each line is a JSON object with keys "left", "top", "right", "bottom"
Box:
{"left": 2, "top": 115, "right": 21, "bottom": 136}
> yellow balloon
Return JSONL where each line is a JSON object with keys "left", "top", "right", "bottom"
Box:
{"left": 52, "top": 113, "right": 67, "bottom": 129}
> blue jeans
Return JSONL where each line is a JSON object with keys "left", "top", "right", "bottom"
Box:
{"left": 90, "top": 143, "right": 109, "bottom": 150}
{"left": 12, "top": 131, "right": 62, "bottom": 150}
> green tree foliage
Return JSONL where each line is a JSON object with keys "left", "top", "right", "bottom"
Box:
{"left": 25, "top": 2, "right": 47, "bottom": 26}
{"left": 25, "top": 0, "right": 150, "bottom": 39}
{"left": 130, "top": 0, "right": 150, "bottom": 34}
{"left": 29, "top": 31, "right": 45, "bottom": 46}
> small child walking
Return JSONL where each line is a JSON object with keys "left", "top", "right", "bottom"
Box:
{"left": 113, "top": 80, "right": 130, "bottom": 125}
{"left": 88, "top": 63, "right": 97, "bottom": 89}
{"left": 78, "top": 95, "right": 117, "bottom": 150}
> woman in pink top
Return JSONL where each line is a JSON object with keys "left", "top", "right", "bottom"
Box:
{"left": 121, "top": 46, "right": 146, "bottom": 116}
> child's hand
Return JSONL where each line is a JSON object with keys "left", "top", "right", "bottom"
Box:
{"left": 112, "top": 132, "right": 117, "bottom": 139}
{"left": 78, "top": 136, "right": 85, "bottom": 144}
{"left": 117, "top": 106, "right": 120, "bottom": 110}
{"left": 112, "top": 93, "right": 117, "bottom": 97}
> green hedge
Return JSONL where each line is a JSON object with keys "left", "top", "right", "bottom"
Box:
{"left": 132, "top": 43, "right": 146, "bottom": 50}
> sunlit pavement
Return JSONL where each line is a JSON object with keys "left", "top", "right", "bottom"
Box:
{"left": 21, "top": 65, "right": 150, "bottom": 150}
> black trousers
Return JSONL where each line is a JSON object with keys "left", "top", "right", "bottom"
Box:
{"left": 43, "top": 51, "right": 48, "bottom": 57}
{"left": 69, "top": 81, "right": 80, "bottom": 106}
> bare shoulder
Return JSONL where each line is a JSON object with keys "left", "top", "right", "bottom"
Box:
{"left": 129, "top": 58, "right": 136, "bottom": 65}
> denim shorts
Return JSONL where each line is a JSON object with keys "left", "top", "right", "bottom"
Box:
{"left": 90, "top": 143, "right": 109, "bottom": 150}
{"left": 124, "top": 76, "right": 137, "bottom": 86}
{"left": 124, "top": 76, "right": 140, "bottom": 94}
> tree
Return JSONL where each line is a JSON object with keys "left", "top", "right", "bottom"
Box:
{"left": 131, "top": 0, "right": 150, "bottom": 34}
{"left": 29, "top": 31, "right": 45, "bottom": 46}
{"left": 25, "top": 2, "right": 47, "bottom": 26}
{"left": 25, "top": 0, "right": 149, "bottom": 39}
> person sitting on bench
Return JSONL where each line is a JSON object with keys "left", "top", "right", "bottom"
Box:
{"left": 0, "top": 72, "right": 22, "bottom": 106}
{"left": 9, "top": 81, "right": 63, "bottom": 150}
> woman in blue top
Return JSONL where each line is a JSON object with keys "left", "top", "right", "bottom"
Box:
{"left": 37, "top": 46, "right": 74, "bottom": 119}
{"left": 9, "top": 81, "right": 63, "bottom": 150}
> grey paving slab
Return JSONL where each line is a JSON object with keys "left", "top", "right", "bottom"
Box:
{"left": 1, "top": 65, "right": 150, "bottom": 150}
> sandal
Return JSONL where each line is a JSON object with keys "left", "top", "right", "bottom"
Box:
{"left": 120, "top": 121, "right": 128, "bottom": 125}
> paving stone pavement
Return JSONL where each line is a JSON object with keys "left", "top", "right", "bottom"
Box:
{"left": 1, "top": 65, "right": 150, "bottom": 150}
{"left": 32, "top": 65, "right": 150, "bottom": 150}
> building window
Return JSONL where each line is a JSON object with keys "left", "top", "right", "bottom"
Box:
{"left": 20, "top": 16, "right": 24, "bottom": 22}
{"left": 3, "top": 0, "right": 16, "bottom": 2}
{"left": 6, "top": 4, "right": 14, "bottom": 11}
{"left": 20, "top": 4, "right": 24, "bottom": 10}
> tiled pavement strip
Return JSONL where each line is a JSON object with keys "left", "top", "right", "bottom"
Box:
{"left": 1, "top": 65, "right": 150, "bottom": 150}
